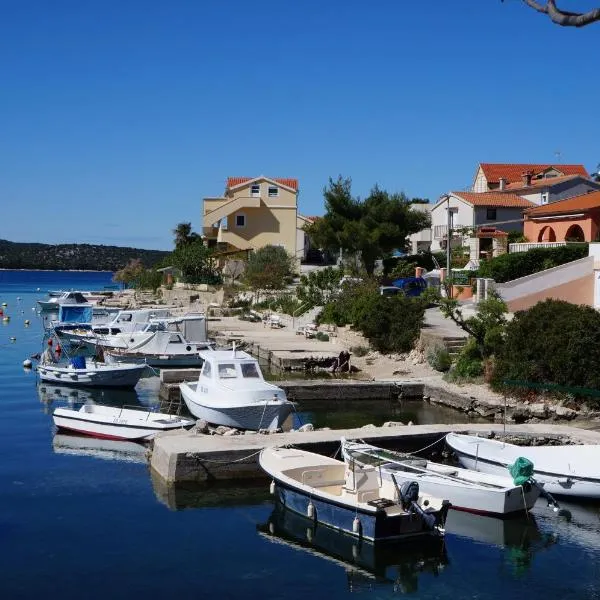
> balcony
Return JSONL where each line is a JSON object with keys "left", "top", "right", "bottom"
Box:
{"left": 203, "top": 195, "right": 261, "bottom": 226}
{"left": 433, "top": 224, "right": 471, "bottom": 240}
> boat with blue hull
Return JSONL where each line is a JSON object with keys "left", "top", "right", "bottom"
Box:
{"left": 259, "top": 446, "right": 450, "bottom": 542}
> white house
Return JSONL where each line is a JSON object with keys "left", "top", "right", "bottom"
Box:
{"left": 407, "top": 203, "right": 432, "bottom": 254}
{"left": 429, "top": 191, "right": 535, "bottom": 253}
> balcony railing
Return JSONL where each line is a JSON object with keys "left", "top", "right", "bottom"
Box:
{"left": 433, "top": 224, "right": 471, "bottom": 240}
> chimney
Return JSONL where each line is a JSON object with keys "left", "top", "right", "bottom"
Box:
{"left": 499, "top": 177, "right": 507, "bottom": 191}
{"left": 522, "top": 170, "right": 533, "bottom": 187}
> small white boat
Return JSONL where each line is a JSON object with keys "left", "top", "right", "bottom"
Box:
{"left": 342, "top": 439, "right": 541, "bottom": 516}
{"left": 37, "top": 356, "right": 146, "bottom": 388}
{"left": 260, "top": 446, "right": 451, "bottom": 542}
{"left": 446, "top": 432, "right": 600, "bottom": 499}
{"left": 180, "top": 348, "right": 293, "bottom": 430}
{"left": 52, "top": 404, "right": 195, "bottom": 440}
{"left": 38, "top": 291, "right": 93, "bottom": 311}
{"left": 104, "top": 330, "right": 211, "bottom": 368}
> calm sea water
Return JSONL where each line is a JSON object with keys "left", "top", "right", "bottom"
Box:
{"left": 1, "top": 270, "right": 600, "bottom": 599}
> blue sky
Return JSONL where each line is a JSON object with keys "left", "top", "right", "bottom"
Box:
{"left": 2, "top": 0, "right": 599, "bottom": 250}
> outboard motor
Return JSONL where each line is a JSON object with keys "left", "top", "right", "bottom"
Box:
{"left": 394, "top": 476, "right": 438, "bottom": 531}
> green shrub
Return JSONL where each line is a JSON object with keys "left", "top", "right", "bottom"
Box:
{"left": 315, "top": 332, "right": 330, "bottom": 342}
{"left": 493, "top": 299, "right": 600, "bottom": 401}
{"left": 478, "top": 244, "right": 588, "bottom": 283}
{"left": 452, "top": 339, "right": 484, "bottom": 378}
{"left": 426, "top": 345, "right": 452, "bottom": 372}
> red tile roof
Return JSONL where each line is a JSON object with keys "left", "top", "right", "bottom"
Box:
{"left": 504, "top": 174, "right": 583, "bottom": 191}
{"left": 226, "top": 177, "right": 299, "bottom": 191}
{"left": 526, "top": 190, "right": 600, "bottom": 217}
{"left": 453, "top": 191, "right": 536, "bottom": 208}
{"left": 479, "top": 163, "right": 589, "bottom": 184}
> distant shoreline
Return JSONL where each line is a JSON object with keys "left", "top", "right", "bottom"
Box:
{"left": 0, "top": 268, "right": 114, "bottom": 273}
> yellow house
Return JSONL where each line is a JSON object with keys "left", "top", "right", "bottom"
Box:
{"left": 202, "top": 176, "right": 300, "bottom": 259}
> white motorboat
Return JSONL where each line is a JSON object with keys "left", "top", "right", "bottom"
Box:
{"left": 259, "top": 446, "right": 451, "bottom": 542}
{"left": 52, "top": 404, "right": 195, "bottom": 440}
{"left": 341, "top": 439, "right": 541, "bottom": 516}
{"left": 180, "top": 348, "right": 293, "bottom": 430}
{"left": 38, "top": 291, "right": 94, "bottom": 311}
{"left": 104, "top": 330, "right": 211, "bottom": 368}
{"left": 37, "top": 355, "right": 146, "bottom": 388}
{"left": 57, "top": 308, "right": 174, "bottom": 345}
{"left": 446, "top": 432, "right": 600, "bottom": 499}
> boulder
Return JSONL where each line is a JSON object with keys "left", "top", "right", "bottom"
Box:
{"left": 223, "top": 428, "right": 240, "bottom": 436}
{"left": 382, "top": 421, "right": 405, "bottom": 428}
{"left": 194, "top": 419, "right": 209, "bottom": 434}
{"left": 214, "top": 425, "right": 231, "bottom": 435}
{"left": 529, "top": 403, "right": 548, "bottom": 419}
{"left": 554, "top": 406, "right": 577, "bottom": 420}
{"left": 298, "top": 423, "right": 314, "bottom": 432}
{"left": 361, "top": 423, "right": 377, "bottom": 429}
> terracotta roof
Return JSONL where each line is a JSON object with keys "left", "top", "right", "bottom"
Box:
{"left": 526, "top": 190, "right": 600, "bottom": 217}
{"left": 453, "top": 191, "right": 536, "bottom": 208}
{"left": 504, "top": 174, "right": 583, "bottom": 191}
{"left": 479, "top": 163, "right": 589, "bottom": 184}
{"left": 226, "top": 177, "right": 299, "bottom": 191}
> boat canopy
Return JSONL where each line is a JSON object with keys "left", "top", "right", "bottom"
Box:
{"left": 58, "top": 304, "right": 94, "bottom": 324}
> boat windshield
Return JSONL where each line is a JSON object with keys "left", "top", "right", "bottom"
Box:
{"left": 241, "top": 363, "right": 260, "bottom": 378}
{"left": 218, "top": 363, "right": 238, "bottom": 379}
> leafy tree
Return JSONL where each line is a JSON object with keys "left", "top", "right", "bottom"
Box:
{"left": 173, "top": 222, "right": 200, "bottom": 249}
{"left": 244, "top": 245, "right": 293, "bottom": 291}
{"left": 170, "top": 238, "right": 221, "bottom": 284}
{"left": 296, "top": 267, "right": 343, "bottom": 308}
{"left": 113, "top": 258, "right": 162, "bottom": 290}
{"left": 305, "top": 177, "right": 431, "bottom": 276}
{"left": 513, "top": 1, "right": 600, "bottom": 27}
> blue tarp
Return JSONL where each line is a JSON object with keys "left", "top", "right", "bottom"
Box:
{"left": 58, "top": 304, "right": 93, "bottom": 324}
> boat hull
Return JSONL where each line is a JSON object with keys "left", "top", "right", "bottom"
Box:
{"left": 52, "top": 410, "right": 193, "bottom": 441}
{"left": 377, "top": 469, "right": 539, "bottom": 515}
{"left": 272, "top": 481, "right": 439, "bottom": 542}
{"left": 37, "top": 363, "right": 146, "bottom": 388}
{"left": 446, "top": 433, "right": 600, "bottom": 499}
{"left": 180, "top": 384, "right": 293, "bottom": 430}
{"left": 106, "top": 353, "right": 203, "bottom": 368}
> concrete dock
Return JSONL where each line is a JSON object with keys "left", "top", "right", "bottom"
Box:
{"left": 150, "top": 423, "right": 600, "bottom": 484}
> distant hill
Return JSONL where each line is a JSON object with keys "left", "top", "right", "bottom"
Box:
{"left": 0, "top": 239, "right": 170, "bottom": 271}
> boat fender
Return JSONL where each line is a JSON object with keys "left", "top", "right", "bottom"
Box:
{"left": 269, "top": 480, "right": 276, "bottom": 495}
{"left": 307, "top": 501, "right": 315, "bottom": 519}
{"left": 269, "top": 522, "right": 275, "bottom": 535}
{"left": 352, "top": 516, "right": 361, "bottom": 535}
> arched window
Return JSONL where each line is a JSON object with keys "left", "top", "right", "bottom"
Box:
{"left": 565, "top": 224, "right": 585, "bottom": 242}
{"left": 538, "top": 226, "right": 556, "bottom": 242}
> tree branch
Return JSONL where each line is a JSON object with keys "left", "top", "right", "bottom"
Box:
{"left": 520, "top": 0, "right": 600, "bottom": 26}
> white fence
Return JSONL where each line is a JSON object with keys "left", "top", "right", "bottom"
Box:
{"left": 509, "top": 242, "right": 567, "bottom": 253}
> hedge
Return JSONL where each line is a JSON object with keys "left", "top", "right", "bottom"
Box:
{"left": 478, "top": 244, "right": 588, "bottom": 283}
{"left": 493, "top": 299, "right": 600, "bottom": 401}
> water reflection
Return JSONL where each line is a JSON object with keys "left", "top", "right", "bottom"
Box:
{"left": 151, "top": 471, "right": 272, "bottom": 510}
{"left": 37, "top": 382, "right": 142, "bottom": 412}
{"left": 446, "top": 509, "right": 556, "bottom": 576}
{"left": 257, "top": 502, "right": 449, "bottom": 594}
{"left": 52, "top": 433, "right": 148, "bottom": 464}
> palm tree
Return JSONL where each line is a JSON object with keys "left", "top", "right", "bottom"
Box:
{"left": 173, "top": 222, "right": 193, "bottom": 248}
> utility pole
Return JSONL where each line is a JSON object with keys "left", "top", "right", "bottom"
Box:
{"left": 446, "top": 194, "right": 452, "bottom": 276}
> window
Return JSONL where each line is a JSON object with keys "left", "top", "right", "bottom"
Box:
{"left": 202, "top": 361, "right": 212, "bottom": 379}
{"left": 541, "top": 193, "right": 549, "bottom": 205}
{"left": 241, "top": 362, "right": 260, "bottom": 378}
{"left": 235, "top": 214, "right": 246, "bottom": 228}
{"left": 168, "top": 334, "right": 182, "bottom": 343}
{"left": 268, "top": 185, "right": 279, "bottom": 197}
{"left": 218, "top": 363, "right": 237, "bottom": 378}
{"left": 251, "top": 184, "right": 260, "bottom": 197}
{"left": 486, "top": 208, "right": 497, "bottom": 221}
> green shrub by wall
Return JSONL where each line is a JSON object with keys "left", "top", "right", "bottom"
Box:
{"left": 493, "top": 299, "right": 600, "bottom": 399}
{"left": 478, "top": 244, "right": 588, "bottom": 283}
